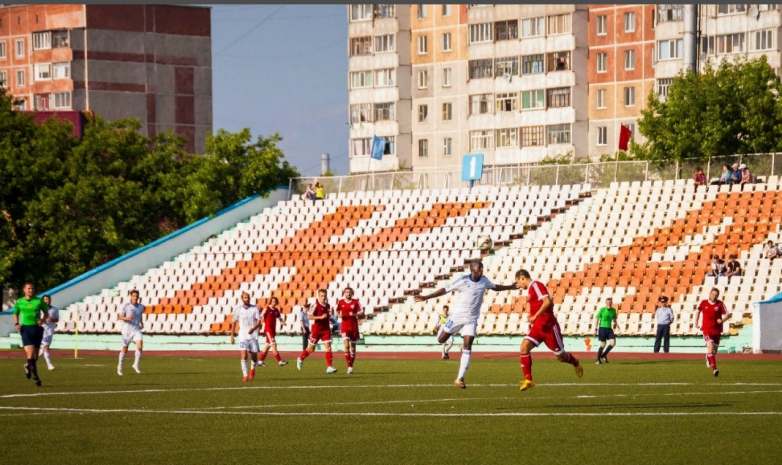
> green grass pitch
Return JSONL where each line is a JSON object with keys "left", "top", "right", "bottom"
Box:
{"left": 1, "top": 355, "right": 781, "bottom": 465}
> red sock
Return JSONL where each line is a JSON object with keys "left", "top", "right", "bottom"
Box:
{"left": 520, "top": 354, "right": 532, "bottom": 381}
{"left": 259, "top": 352, "right": 267, "bottom": 362}
{"left": 563, "top": 353, "right": 579, "bottom": 367}
{"left": 707, "top": 354, "right": 717, "bottom": 370}
{"left": 345, "top": 353, "right": 352, "bottom": 367}
{"left": 299, "top": 350, "right": 310, "bottom": 361}
{"left": 274, "top": 353, "right": 282, "bottom": 362}
{"left": 326, "top": 350, "right": 333, "bottom": 367}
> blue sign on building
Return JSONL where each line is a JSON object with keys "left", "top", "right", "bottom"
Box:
{"left": 461, "top": 153, "right": 484, "bottom": 181}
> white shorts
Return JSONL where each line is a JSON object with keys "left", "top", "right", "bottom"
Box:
{"left": 121, "top": 329, "right": 143, "bottom": 347}
{"left": 239, "top": 339, "right": 260, "bottom": 352}
{"left": 442, "top": 318, "right": 477, "bottom": 338}
{"left": 42, "top": 334, "right": 54, "bottom": 346}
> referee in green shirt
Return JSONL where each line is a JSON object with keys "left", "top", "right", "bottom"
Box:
{"left": 13, "top": 283, "right": 49, "bottom": 386}
{"left": 593, "top": 298, "right": 617, "bottom": 364}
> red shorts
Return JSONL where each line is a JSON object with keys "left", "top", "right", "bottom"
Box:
{"left": 264, "top": 331, "right": 277, "bottom": 345}
{"left": 703, "top": 332, "right": 721, "bottom": 346}
{"left": 340, "top": 323, "right": 360, "bottom": 342}
{"left": 524, "top": 322, "right": 566, "bottom": 354}
{"left": 308, "top": 325, "right": 332, "bottom": 346}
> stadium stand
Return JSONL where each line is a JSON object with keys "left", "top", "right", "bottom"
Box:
{"left": 44, "top": 177, "right": 782, "bottom": 347}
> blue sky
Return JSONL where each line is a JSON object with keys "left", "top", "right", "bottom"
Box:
{"left": 210, "top": 4, "right": 349, "bottom": 176}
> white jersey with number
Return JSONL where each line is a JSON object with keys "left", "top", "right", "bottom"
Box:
{"left": 444, "top": 275, "right": 496, "bottom": 323}
{"left": 43, "top": 306, "right": 59, "bottom": 338}
{"left": 233, "top": 305, "right": 260, "bottom": 341}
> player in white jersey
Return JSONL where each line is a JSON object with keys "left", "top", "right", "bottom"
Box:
{"left": 117, "top": 290, "right": 144, "bottom": 376}
{"left": 416, "top": 259, "right": 518, "bottom": 388}
{"left": 40, "top": 295, "right": 59, "bottom": 370}
{"left": 231, "top": 292, "right": 261, "bottom": 382}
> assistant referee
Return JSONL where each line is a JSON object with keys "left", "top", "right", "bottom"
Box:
{"left": 593, "top": 297, "right": 618, "bottom": 364}
{"left": 13, "top": 283, "right": 49, "bottom": 386}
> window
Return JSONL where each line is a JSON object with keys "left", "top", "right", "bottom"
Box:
{"left": 0, "top": 71, "right": 6, "bottom": 88}
{"left": 521, "top": 17, "right": 545, "bottom": 37}
{"left": 657, "top": 4, "right": 683, "bottom": 23}
{"left": 700, "top": 36, "right": 715, "bottom": 56}
{"left": 469, "top": 59, "right": 493, "bottom": 79}
{"left": 469, "top": 23, "right": 493, "bottom": 44}
{"left": 596, "top": 52, "right": 607, "bottom": 72}
{"left": 596, "top": 15, "right": 607, "bottom": 35}
{"left": 753, "top": 30, "right": 774, "bottom": 51}
{"left": 417, "top": 35, "right": 428, "bottom": 54}
{"left": 657, "top": 78, "right": 673, "bottom": 99}
{"left": 418, "top": 70, "right": 428, "bottom": 88}
{"left": 418, "top": 139, "right": 428, "bottom": 157}
{"left": 16, "top": 69, "right": 25, "bottom": 87}
{"left": 443, "top": 137, "right": 453, "bottom": 156}
{"left": 34, "top": 93, "right": 49, "bottom": 110}
{"left": 375, "top": 68, "right": 395, "bottom": 87}
{"left": 496, "top": 92, "right": 517, "bottom": 112}
{"left": 470, "top": 130, "right": 493, "bottom": 150}
{"left": 375, "top": 34, "right": 394, "bottom": 53}
{"left": 469, "top": 94, "right": 493, "bottom": 115}
{"left": 442, "top": 5, "right": 451, "bottom": 17}
{"left": 496, "top": 128, "right": 518, "bottom": 148}
{"left": 548, "top": 14, "right": 571, "bottom": 35}
{"left": 522, "top": 126, "right": 545, "bottom": 147}
{"left": 624, "top": 50, "right": 635, "bottom": 70}
{"left": 597, "top": 126, "right": 608, "bottom": 146}
{"left": 547, "top": 124, "right": 571, "bottom": 145}
{"left": 657, "top": 39, "right": 683, "bottom": 60}
{"left": 624, "top": 12, "right": 635, "bottom": 32}
{"left": 522, "top": 54, "right": 544, "bottom": 74}
{"left": 495, "top": 56, "right": 519, "bottom": 77}
{"left": 17, "top": 98, "right": 26, "bottom": 111}
{"left": 350, "top": 5, "right": 372, "bottom": 22}
{"left": 718, "top": 33, "right": 745, "bottom": 54}
{"left": 34, "top": 63, "right": 51, "bottom": 81}
{"left": 522, "top": 90, "right": 545, "bottom": 110}
{"left": 596, "top": 89, "right": 606, "bottom": 109}
{"left": 0, "top": 42, "right": 5, "bottom": 59}
{"left": 350, "top": 70, "right": 372, "bottom": 88}
{"left": 53, "top": 61, "right": 70, "bottom": 79}
{"left": 718, "top": 4, "right": 745, "bottom": 15}
{"left": 33, "top": 32, "right": 51, "bottom": 51}
{"left": 547, "top": 51, "right": 571, "bottom": 72}
{"left": 381, "top": 136, "right": 395, "bottom": 155}
{"left": 417, "top": 5, "right": 427, "bottom": 19}
{"left": 442, "top": 102, "right": 452, "bottom": 121}
{"left": 418, "top": 104, "right": 429, "bottom": 122}
{"left": 350, "top": 103, "right": 372, "bottom": 124}
{"left": 374, "top": 102, "right": 395, "bottom": 121}
{"left": 350, "top": 37, "right": 372, "bottom": 56}
{"left": 443, "top": 68, "right": 452, "bottom": 87}
{"left": 495, "top": 20, "right": 518, "bottom": 41}
{"left": 15, "top": 39, "right": 24, "bottom": 58}
{"left": 624, "top": 86, "right": 635, "bottom": 106}
{"left": 351, "top": 138, "right": 372, "bottom": 157}
{"left": 374, "top": 5, "right": 395, "bottom": 19}
{"left": 442, "top": 33, "right": 452, "bottom": 52}
{"left": 547, "top": 88, "right": 571, "bottom": 108}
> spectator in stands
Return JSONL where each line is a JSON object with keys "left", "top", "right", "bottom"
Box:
{"left": 653, "top": 296, "right": 674, "bottom": 354}
{"left": 764, "top": 241, "right": 780, "bottom": 261}
{"left": 304, "top": 184, "right": 316, "bottom": 202}
{"left": 299, "top": 306, "right": 310, "bottom": 350}
{"left": 315, "top": 182, "right": 324, "bottom": 201}
{"left": 739, "top": 164, "right": 753, "bottom": 188}
{"left": 707, "top": 256, "right": 726, "bottom": 277}
{"left": 717, "top": 165, "right": 732, "bottom": 185}
{"left": 729, "top": 163, "right": 742, "bottom": 184}
{"left": 726, "top": 255, "right": 742, "bottom": 282}
{"left": 693, "top": 167, "right": 706, "bottom": 187}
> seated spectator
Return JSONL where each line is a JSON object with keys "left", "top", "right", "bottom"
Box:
{"left": 707, "top": 255, "right": 726, "bottom": 277}
{"left": 315, "top": 182, "right": 324, "bottom": 201}
{"left": 764, "top": 241, "right": 779, "bottom": 261}
{"left": 729, "top": 163, "right": 742, "bottom": 184}
{"left": 740, "top": 164, "right": 753, "bottom": 187}
{"left": 693, "top": 168, "right": 707, "bottom": 187}
{"left": 716, "top": 164, "right": 731, "bottom": 185}
{"left": 726, "top": 255, "right": 742, "bottom": 282}
{"left": 304, "top": 184, "right": 316, "bottom": 202}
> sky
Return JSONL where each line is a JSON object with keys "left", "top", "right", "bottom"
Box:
{"left": 209, "top": 4, "right": 349, "bottom": 176}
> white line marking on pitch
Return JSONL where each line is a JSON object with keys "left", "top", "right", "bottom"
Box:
{"left": 576, "top": 389, "right": 782, "bottom": 399}
{"left": 1, "top": 406, "right": 781, "bottom": 417}
{"left": 194, "top": 397, "right": 496, "bottom": 411}
{"left": 4, "top": 382, "right": 782, "bottom": 399}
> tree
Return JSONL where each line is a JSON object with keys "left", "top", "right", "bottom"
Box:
{"left": 635, "top": 56, "right": 782, "bottom": 162}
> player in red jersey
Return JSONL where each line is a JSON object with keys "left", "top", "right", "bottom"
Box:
{"left": 695, "top": 288, "right": 731, "bottom": 377}
{"left": 255, "top": 297, "right": 289, "bottom": 367}
{"left": 515, "top": 269, "right": 583, "bottom": 391}
{"left": 337, "top": 287, "right": 364, "bottom": 374}
{"left": 297, "top": 289, "right": 337, "bottom": 374}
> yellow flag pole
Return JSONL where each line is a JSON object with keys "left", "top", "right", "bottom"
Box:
{"left": 74, "top": 309, "right": 79, "bottom": 359}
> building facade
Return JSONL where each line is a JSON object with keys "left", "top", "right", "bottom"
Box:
{"left": 0, "top": 4, "right": 212, "bottom": 153}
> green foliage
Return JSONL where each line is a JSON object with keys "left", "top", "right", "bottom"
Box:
{"left": 599, "top": 150, "right": 635, "bottom": 162}
{"left": 538, "top": 151, "right": 574, "bottom": 165}
{"left": 635, "top": 56, "right": 782, "bottom": 162}
{"left": 0, "top": 88, "right": 299, "bottom": 291}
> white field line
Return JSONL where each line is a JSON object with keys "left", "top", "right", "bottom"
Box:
{"left": 193, "top": 397, "right": 487, "bottom": 411}
{"left": 4, "top": 382, "right": 782, "bottom": 399}
{"left": 576, "top": 389, "right": 782, "bottom": 399}
{"left": 1, "top": 406, "right": 781, "bottom": 417}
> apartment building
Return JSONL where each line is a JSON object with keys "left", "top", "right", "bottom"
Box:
{"left": 0, "top": 4, "right": 212, "bottom": 153}
{"left": 347, "top": 4, "right": 412, "bottom": 173}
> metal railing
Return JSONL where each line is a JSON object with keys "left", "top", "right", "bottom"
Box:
{"left": 288, "top": 153, "right": 781, "bottom": 199}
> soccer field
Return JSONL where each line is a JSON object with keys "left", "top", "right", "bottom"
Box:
{"left": 1, "top": 354, "right": 781, "bottom": 465}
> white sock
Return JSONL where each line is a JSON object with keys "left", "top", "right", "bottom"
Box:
{"left": 118, "top": 352, "right": 125, "bottom": 366}
{"left": 442, "top": 344, "right": 447, "bottom": 355}
{"left": 457, "top": 350, "right": 472, "bottom": 380}
{"left": 134, "top": 350, "right": 142, "bottom": 366}
{"left": 250, "top": 359, "right": 257, "bottom": 368}
{"left": 43, "top": 350, "right": 52, "bottom": 366}
{"left": 241, "top": 359, "right": 248, "bottom": 377}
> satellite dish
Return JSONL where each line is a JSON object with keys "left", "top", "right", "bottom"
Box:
{"left": 748, "top": 5, "right": 760, "bottom": 20}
